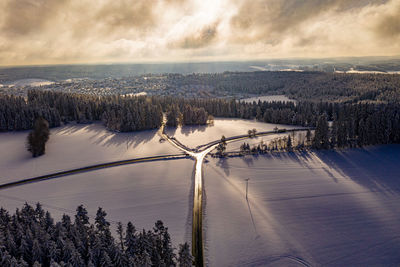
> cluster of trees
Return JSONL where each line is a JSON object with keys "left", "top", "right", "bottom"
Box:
{"left": 166, "top": 104, "right": 210, "bottom": 127}
{"left": 0, "top": 94, "right": 60, "bottom": 131}
{"left": 312, "top": 103, "right": 400, "bottom": 149}
{"left": 0, "top": 203, "right": 192, "bottom": 267}
{"left": 238, "top": 134, "right": 302, "bottom": 155}
{"left": 215, "top": 136, "right": 227, "bottom": 156}
{"left": 27, "top": 118, "right": 50, "bottom": 157}
{"left": 28, "top": 90, "right": 163, "bottom": 132}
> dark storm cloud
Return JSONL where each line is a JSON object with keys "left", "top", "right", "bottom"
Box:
{"left": 172, "top": 22, "right": 219, "bottom": 49}
{"left": 230, "top": 0, "right": 389, "bottom": 43}
{"left": 95, "top": 0, "right": 156, "bottom": 32}
{"left": 374, "top": 1, "right": 400, "bottom": 39}
{"left": 1, "top": 0, "right": 69, "bottom": 36}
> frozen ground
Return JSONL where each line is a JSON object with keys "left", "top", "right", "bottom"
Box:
{"left": 0, "top": 123, "right": 180, "bottom": 184}
{"left": 241, "top": 95, "right": 296, "bottom": 104}
{"left": 225, "top": 130, "right": 309, "bottom": 152}
{"left": 6, "top": 78, "right": 55, "bottom": 87}
{"left": 204, "top": 145, "right": 400, "bottom": 266}
{"left": 165, "top": 118, "right": 301, "bottom": 149}
{"left": 0, "top": 159, "right": 194, "bottom": 247}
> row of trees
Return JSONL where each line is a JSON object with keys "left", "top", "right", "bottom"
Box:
{"left": 1, "top": 90, "right": 399, "bottom": 149}
{"left": 0, "top": 203, "right": 192, "bottom": 267}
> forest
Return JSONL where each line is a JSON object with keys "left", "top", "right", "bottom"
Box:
{"left": 0, "top": 203, "right": 192, "bottom": 267}
{"left": 0, "top": 90, "right": 399, "bottom": 149}
{"left": 180, "top": 71, "right": 400, "bottom": 103}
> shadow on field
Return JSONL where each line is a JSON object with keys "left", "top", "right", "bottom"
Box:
{"left": 180, "top": 124, "right": 208, "bottom": 136}
{"left": 54, "top": 123, "right": 157, "bottom": 149}
{"left": 314, "top": 145, "right": 400, "bottom": 195}
{"left": 232, "top": 145, "right": 400, "bottom": 195}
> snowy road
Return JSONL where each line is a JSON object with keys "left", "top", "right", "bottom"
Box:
{"left": 161, "top": 125, "right": 311, "bottom": 266}
{"left": 0, "top": 154, "right": 188, "bottom": 190}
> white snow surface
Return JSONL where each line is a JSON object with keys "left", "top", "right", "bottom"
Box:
{"left": 165, "top": 118, "right": 301, "bottom": 149}
{"left": 0, "top": 159, "right": 194, "bottom": 247}
{"left": 0, "top": 123, "right": 180, "bottom": 184}
{"left": 7, "top": 78, "right": 55, "bottom": 87}
{"left": 203, "top": 145, "right": 400, "bottom": 266}
{"left": 241, "top": 95, "right": 296, "bottom": 104}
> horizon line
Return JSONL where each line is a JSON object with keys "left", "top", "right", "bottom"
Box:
{"left": 1, "top": 55, "right": 400, "bottom": 68}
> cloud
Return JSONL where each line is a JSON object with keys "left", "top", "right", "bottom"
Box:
{"left": 1, "top": 0, "right": 69, "bottom": 36}
{"left": 373, "top": 1, "right": 400, "bottom": 39}
{"left": 95, "top": 0, "right": 156, "bottom": 33}
{"left": 0, "top": 0, "right": 398, "bottom": 66}
{"left": 170, "top": 22, "right": 219, "bottom": 49}
{"left": 229, "top": 0, "right": 387, "bottom": 43}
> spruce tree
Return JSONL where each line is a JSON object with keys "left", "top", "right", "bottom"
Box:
{"left": 27, "top": 117, "right": 50, "bottom": 157}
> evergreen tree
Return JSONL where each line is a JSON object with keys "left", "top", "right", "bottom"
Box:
{"left": 313, "top": 114, "right": 329, "bottom": 149}
{"left": 178, "top": 243, "right": 193, "bottom": 267}
{"left": 27, "top": 117, "right": 50, "bottom": 157}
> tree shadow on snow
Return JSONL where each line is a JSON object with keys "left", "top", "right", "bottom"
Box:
{"left": 53, "top": 123, "right": 158, "bottom": 150}
{"left": 180, "top": 124, "right": 208, "bottom": 136}
{"left": 314, "top": 145, "right": 400, "bottom": 196}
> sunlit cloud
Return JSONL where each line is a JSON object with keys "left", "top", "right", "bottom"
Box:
{"left": 0, "top": 0, "right": 398, "bottom": 65}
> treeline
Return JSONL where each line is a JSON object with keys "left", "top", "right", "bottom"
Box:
{"left": 312, "top": 103, "right": 400, "bottom": 149}
{"left": 0, "top": 203, "right": 192, "bottom": 267}
{"left": 1, "top": 90, "right": 399, "bottom": 149}
{"left": 0, "top": 94, "right": 60, "bottom": 131}
{"left": 28, "top": 90, "right": 163, "bottom": 132}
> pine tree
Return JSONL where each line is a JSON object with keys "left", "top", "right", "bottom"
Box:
{"left": 27, "top": 117, "right": 50, "bottom": 157}
{"left": 287, "top": 135, "right": 292, "bottom": 151}
{"left": 313, "top": 114, "right": 329, "bottom": 149}
{"left": 178, "top": 243, "right": 193, "bottom": 267}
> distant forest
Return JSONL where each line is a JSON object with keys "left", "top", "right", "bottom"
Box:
{"left": 192, "top": 71, "right": 400, "bottom": 103}
{"left": 2, "top": 71, "right": 400, "bottom": 103}
{"left": 0, "top": 89, "right": 399, "bottom": 149}
{"left": 0, "top": 203, "right": 192, "bottom": 266}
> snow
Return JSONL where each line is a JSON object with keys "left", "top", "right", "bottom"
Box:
{"left": 241, "top": 95, "right": 296, "bottom": 104}
{"left": 1, "top": 118, "right": 400, "bottom": 264}
{"left": 0, "top": 159, "right": 194, "bottom": 247}
{"left": 225, "top": 131, "right": 309, "bottom": 151}
{"left": 0, "top": 123, "right": 180, "bottom": 184}
{"left": 165, "top": 118, "right": 302, "bottom": 149}
{"left": 7, "top": 78, "right": 55, "bottom": 87}
{"left": 203, "top": 145, "right": 400, "bottom": 266}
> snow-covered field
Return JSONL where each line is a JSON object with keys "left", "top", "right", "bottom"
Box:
{"left": 165, "top": 118, "right": 301, "bottom": 149}
{"left": 1, "top": 119, "right": 400, "bottom": 264}
{"left": 0, "top": 159, "right": 194, "bottom": 246}
{"left": 241, "top": 95, "right": 296, "bottom": 104}
{"left": 6, "top": 78, "right": 55, "bottom": 87}
{"left": 0, "top": 123, "right": 180, "bottom": 184}
{"left": 204, "top": 145, "right": 400, "bottom": 266}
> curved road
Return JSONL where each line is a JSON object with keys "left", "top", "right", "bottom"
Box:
{"left": 0, "top": 154, "right": 188, "bottom": 190}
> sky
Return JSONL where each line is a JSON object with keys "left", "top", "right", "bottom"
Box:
{"left": 0, "top": 0, "right": 399, "bottom": 66}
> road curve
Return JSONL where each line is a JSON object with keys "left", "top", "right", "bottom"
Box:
{"left": 0, "top": 154, "right": 188, "bottom": 190}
